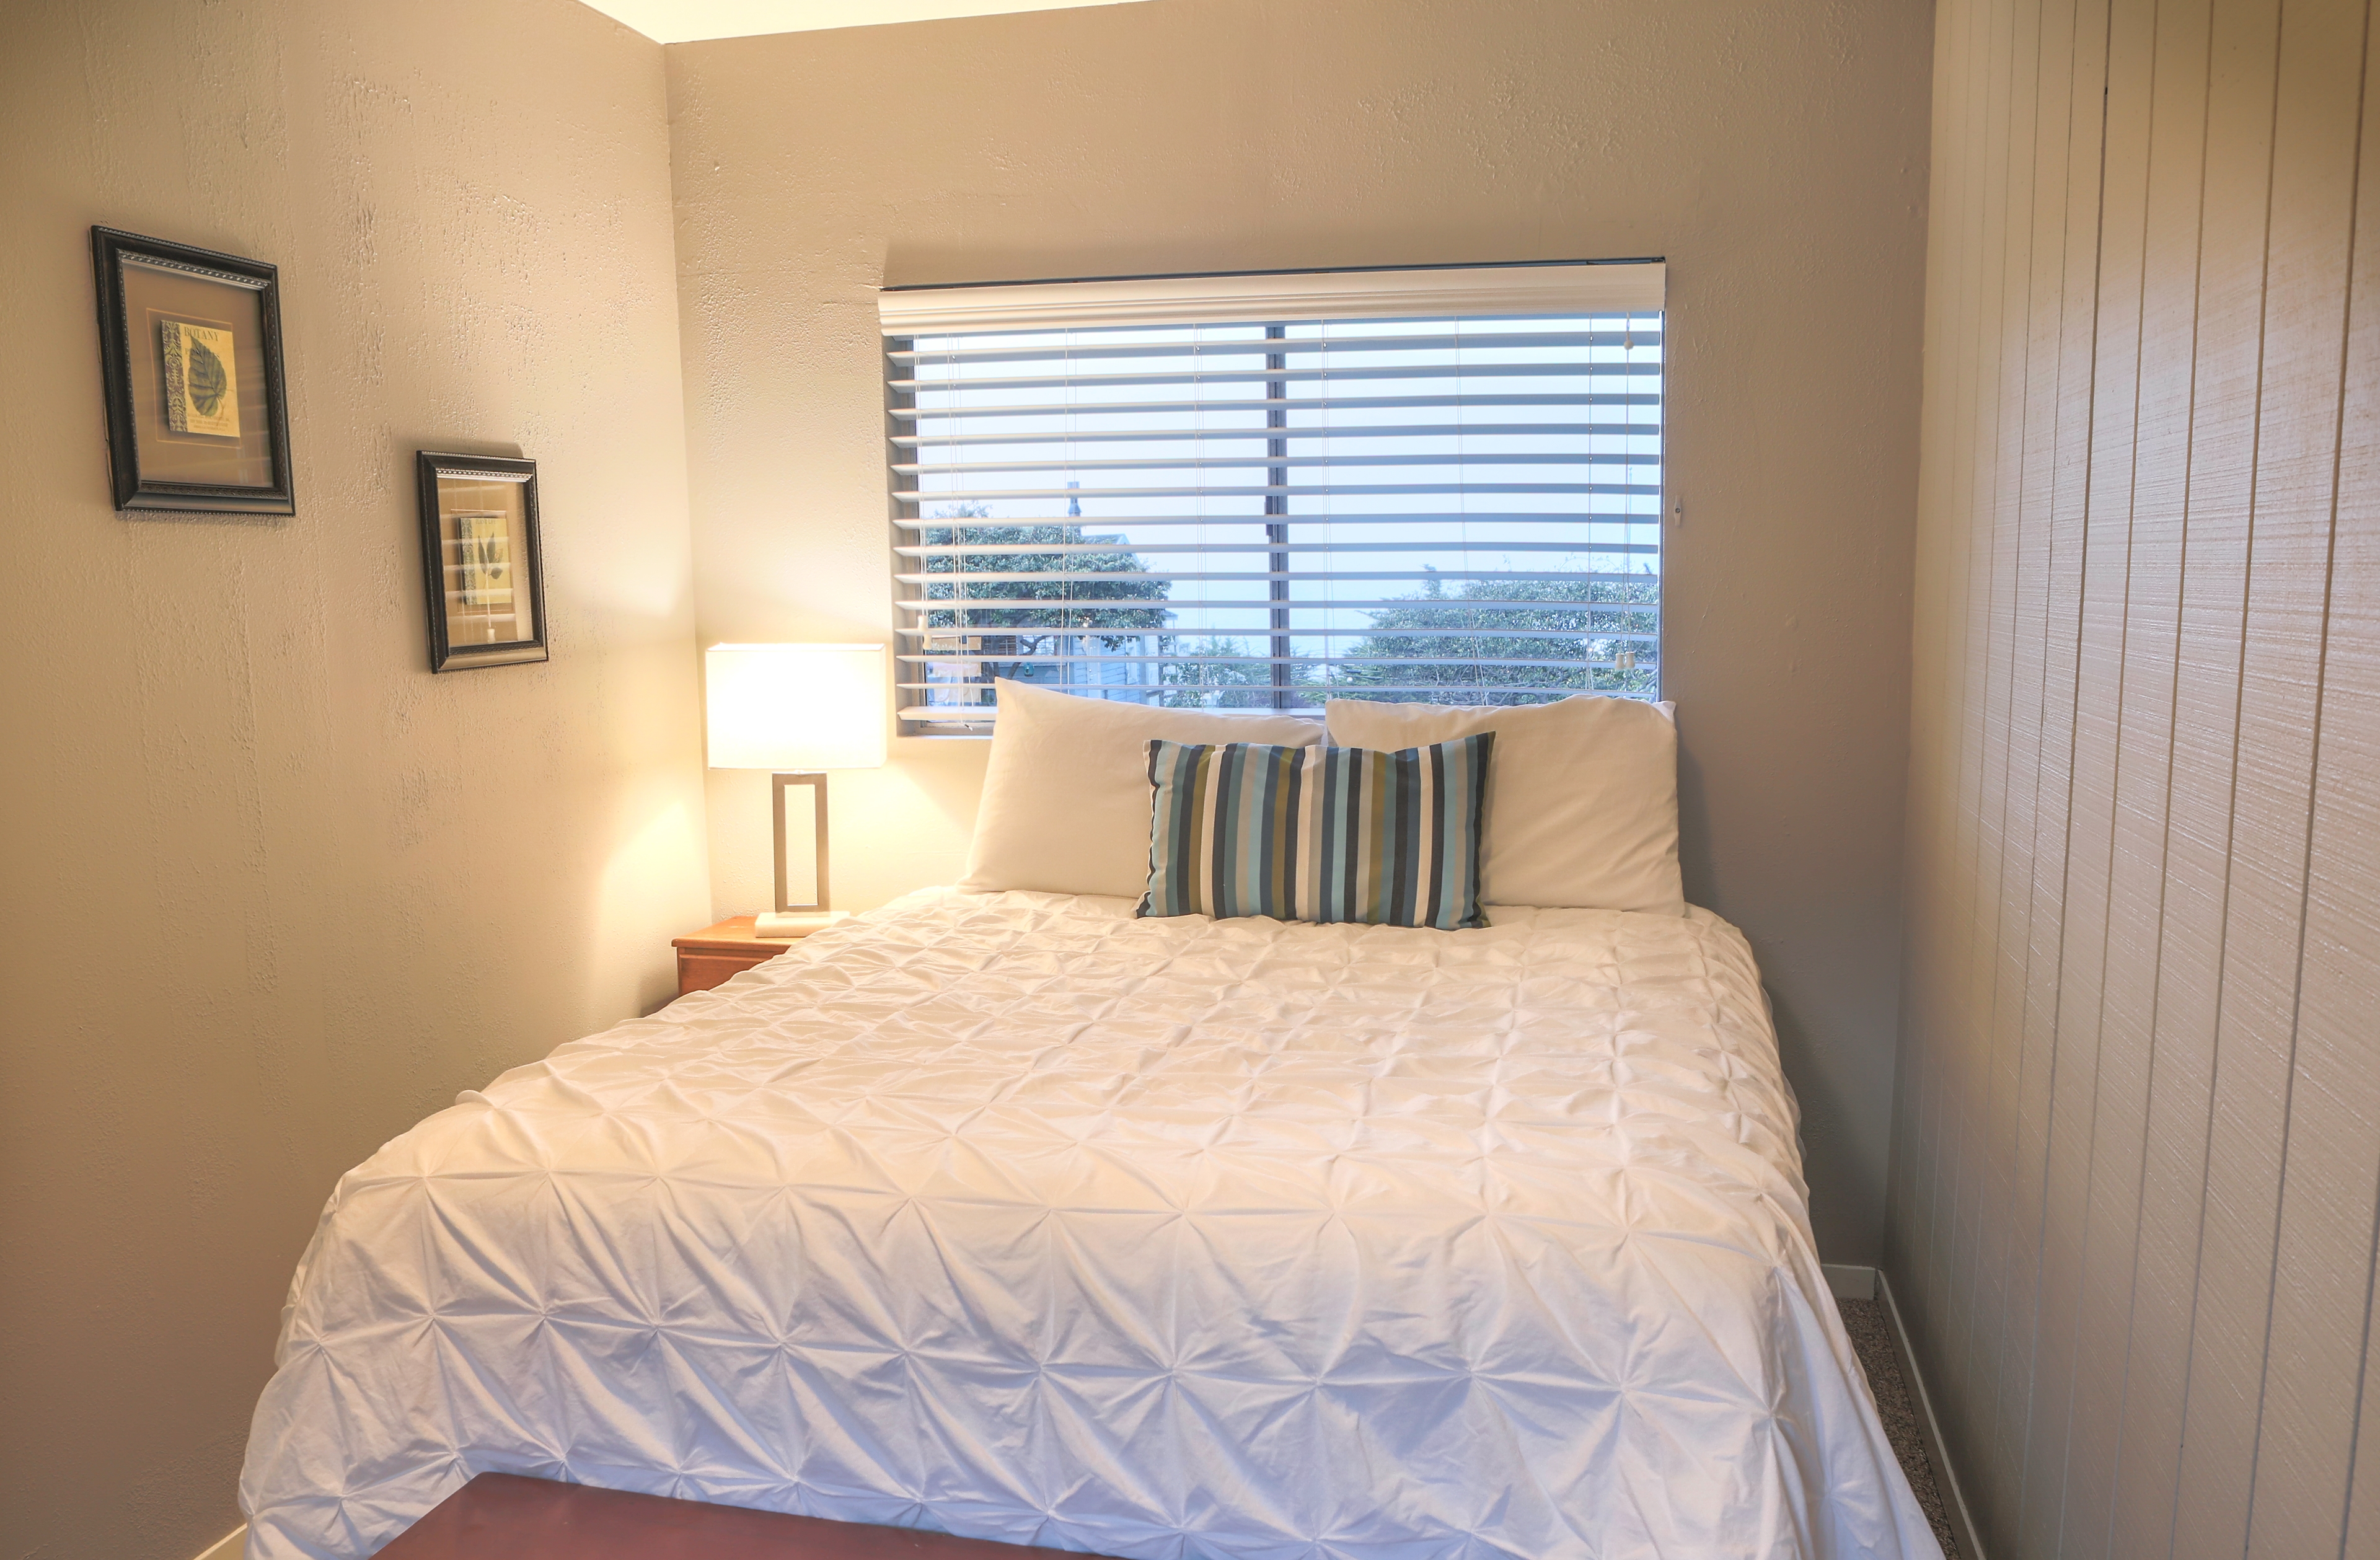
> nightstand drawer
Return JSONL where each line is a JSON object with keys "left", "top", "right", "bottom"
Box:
{"left": 675, "top": 948, "right": 783, "bottom": 995}
{"left": 671, "top": 915, "right": 799, "bottom": 997}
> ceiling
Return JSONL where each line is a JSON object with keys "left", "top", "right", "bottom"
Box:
{"left": 578, "top": 0, "right": 1152, "bottom": 44}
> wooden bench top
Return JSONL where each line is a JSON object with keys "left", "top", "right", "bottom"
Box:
{"left": 376, "top": 1473, "right": 1116, "bottom": 1560}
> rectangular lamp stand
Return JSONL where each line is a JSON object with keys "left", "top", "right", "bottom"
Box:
{"left": 772, "top": 771, "right": 829, "bottom": 913}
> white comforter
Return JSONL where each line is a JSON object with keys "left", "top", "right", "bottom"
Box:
{"left": 240, "top": 889, "right": 1937, "bottom": 1560}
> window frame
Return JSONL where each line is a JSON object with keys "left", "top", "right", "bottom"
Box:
{"left": 881, "top": 260, "right": 1666, "bottom": 733}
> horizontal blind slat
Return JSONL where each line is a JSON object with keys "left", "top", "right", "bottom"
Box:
{"left": 892, "top": 422, "right": 1660, "bottom": 448}
{"left": 898, "top": 538, "right": 1654, "bottom": 557}
{"left": 896, "top": 651, "right": 1651, "bottom": 673}
{"left": 889, "top": 330, "right": 1662, "bottom": 364}
{"left": 899, "top": 519, "right": 1666, "bottom": 538}
{"left": 891, "top": 393, "right": 1662, "bottom": 420}
{"left": 893, "top": 361, "right": 1664, "bottom": 393}
{"left": 901, "top": 588, "right": 1655, "bottom": 609}
{"left": 890, "top": 521, "right": 1656, "bottom": 540}
{"left": 901, "top": 630, "right": 1659, "bottom": 651}
{"left": 899, "top": 521, "right": 1666, "bottom": 540}
{"left": 905, "top": 628, "right": 1657, "bottom": 641}
{"left": 894, "top": 571, "right": 1656, "bottom": 588}
{"left": 894, "top": 684, "right": 1639, "bottom": 718}
{"left": 894, "top": 452, "right": 1652, "bottom": 477}
{"left": 904, "top": 483, "right": 1662, "bottom": 504}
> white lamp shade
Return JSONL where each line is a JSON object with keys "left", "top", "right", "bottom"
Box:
{"left": 705, "top": 643, "right": 888, "bottom": 770}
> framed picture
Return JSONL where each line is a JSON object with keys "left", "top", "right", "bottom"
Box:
{"left": 415, "top": 452, "right": 549, "bottom": 672}
{"left": 90, "top": 226, "right": 296, "bottom": 513}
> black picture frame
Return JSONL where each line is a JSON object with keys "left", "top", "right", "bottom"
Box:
{"left": 90, "top": 226, "right": 296, "bottom": 514}
{"left": 415, "top": 451, "right": 550, "bottom": 672}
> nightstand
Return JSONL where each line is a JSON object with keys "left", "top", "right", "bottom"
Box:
{"left": 671, "top": 915, "right": 816, "bottom": 997}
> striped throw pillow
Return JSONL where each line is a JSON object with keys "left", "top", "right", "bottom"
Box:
{"left": 1139, "top": 734, "right": 1494, "bottom": 930}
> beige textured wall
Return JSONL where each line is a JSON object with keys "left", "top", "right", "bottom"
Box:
{"left": 1891, "top": 0, "right": 2380, "bottom": 1553}
{"left": 668, "top": 0, "right": 1935, "bottom": 1263}
{"left": 0, "top": 3, "right": 708, "bottom": 1558}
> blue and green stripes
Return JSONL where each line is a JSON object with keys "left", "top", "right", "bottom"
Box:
{"left": 1140, "top": 734, "right": 1494, "bottom": 930}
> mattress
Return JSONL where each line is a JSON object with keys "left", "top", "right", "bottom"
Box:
{"left": 240, "top": 888, "right": 1940, "bottom": 1560}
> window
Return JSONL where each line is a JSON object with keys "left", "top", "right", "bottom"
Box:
{"left": 881, "top": 262, "right": 1664, "bottom": 731}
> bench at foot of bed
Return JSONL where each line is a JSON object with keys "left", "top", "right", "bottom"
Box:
{"left": 376, "top": 1474, "right": 1114, "bottom": 1560}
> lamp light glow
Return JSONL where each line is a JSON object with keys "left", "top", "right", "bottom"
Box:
{"left": 705, "top": 643, "right": 888, "bottom": 771}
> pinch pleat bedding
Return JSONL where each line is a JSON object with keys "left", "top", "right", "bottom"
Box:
{"left": 240, "top": 888, "right": 1939, "bottom": 1560}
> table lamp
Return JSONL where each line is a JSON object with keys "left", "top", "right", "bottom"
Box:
{"left": 705, "top": 643, "right": 888, "bottom": 936}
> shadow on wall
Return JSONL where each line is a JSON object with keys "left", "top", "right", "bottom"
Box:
{"left": 1675, "top": 731, "right": 1712, "bottom": 909}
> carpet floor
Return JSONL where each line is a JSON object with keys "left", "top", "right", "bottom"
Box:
{"left": 1838, "top": 1297, "right": 1959, "bottom": 1558}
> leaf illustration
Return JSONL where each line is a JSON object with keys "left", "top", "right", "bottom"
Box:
{"left": 188, "top": 337, "right": 229, "bottom": 417}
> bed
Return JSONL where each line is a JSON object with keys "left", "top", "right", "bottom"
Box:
{"left": 239, "top": 886, "right": 1941, "bottom": 1559}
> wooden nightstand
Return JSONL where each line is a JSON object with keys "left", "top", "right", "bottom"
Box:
{"left": 671, "top": 915, "right": 811, "bottom": 997}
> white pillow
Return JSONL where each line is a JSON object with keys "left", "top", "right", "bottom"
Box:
{"left": 1322, "top": 695, "right": 1683, "bottom": 914}
{"left": 962, "top": 680, "right": 1324, "bottom": 899}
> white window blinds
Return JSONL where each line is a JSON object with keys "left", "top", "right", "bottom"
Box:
{"left": 881, "top": 261, "right": 1664, "bottom": 729}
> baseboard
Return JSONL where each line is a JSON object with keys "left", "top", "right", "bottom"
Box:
{"left": 1874, "top": 1269, "right": 1986, "bottom": 1560}
{"left": 1824, "top": 1262, "right": 1879, "bottom": 1300}
{"left": 193, "top": 1523, "right": 245, "bottom": 1560}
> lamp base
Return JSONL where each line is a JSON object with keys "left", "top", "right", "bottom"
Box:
{"left": 754, "top": 910, "right": 848, "bottom": 939}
